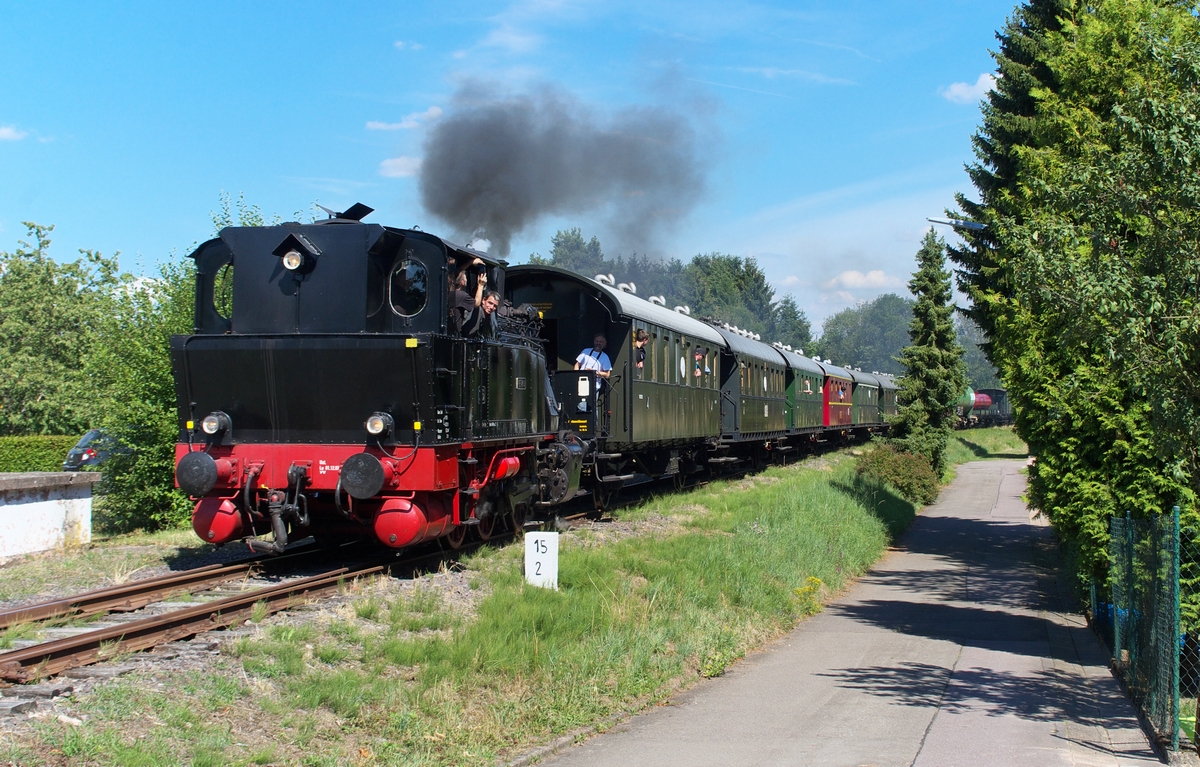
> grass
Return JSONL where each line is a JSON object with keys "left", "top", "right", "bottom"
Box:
{"left": 0, "top": 437, "right": 1016, "bottom": 766}
{"left": 0, "top": 528, "right": 211, "bottom": 603}
{"left": 1183, "top": 697, "right": 1196, "bottom": 743}
{"left": 944, "top": 426, "right": 1028, "bottom": 465}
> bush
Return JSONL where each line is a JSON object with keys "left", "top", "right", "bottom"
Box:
{"left": 857, "top": 444, "right": 939, "bottom": 506}
{"left": 0, "top": 435, "right": 82, "bottom": 472}
{"left": 86, "top": 261, "right": 195, "bottom": 533}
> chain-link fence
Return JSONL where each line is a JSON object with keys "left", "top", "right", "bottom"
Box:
{"left": 1091, "top": 507, "right": 1191, "bottom": 751}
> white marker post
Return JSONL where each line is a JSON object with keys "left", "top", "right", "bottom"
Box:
{"left": 525, "top": 532, "right": 559, "bottom": 590}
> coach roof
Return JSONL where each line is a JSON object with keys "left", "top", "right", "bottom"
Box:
{"left": 506, "top": 265, "right": 726, "bottom": 346}
{"left": 708, "top": 324, "right": 787, "bottom": 367}
{"left": 775, "top": 347, "right": 825, "bottom": 377}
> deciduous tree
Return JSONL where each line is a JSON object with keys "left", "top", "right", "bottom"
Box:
{"left": 815, "top": 293, "right": 913, "bottom": 375}
{"left": 0, "top": 223, "right": 120, "bottom": 436}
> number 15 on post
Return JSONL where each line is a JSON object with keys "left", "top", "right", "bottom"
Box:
{"left": 525, "top": 532, "right": 558, "bottom": 590}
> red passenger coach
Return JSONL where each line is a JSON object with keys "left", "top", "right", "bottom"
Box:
{"left": 819, "top": 363, "right": 854, "bottom": 428}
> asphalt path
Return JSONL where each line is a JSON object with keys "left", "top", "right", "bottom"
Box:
{"left": 541, "top": 460, "right": 1161, "bottom": 767}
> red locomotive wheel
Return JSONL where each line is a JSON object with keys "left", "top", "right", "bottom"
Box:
{"left": 509, "top": 502, "right": 528, "bottom": 538}
{"left": 445, "top": 524, "right": 468, "bottom": 550}
{"left": 477, "top": 513, "right": 497, "bottom": 541}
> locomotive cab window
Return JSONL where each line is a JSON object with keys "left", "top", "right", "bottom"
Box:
{"left": 389, "top": 258, "right": 428, "bottom": 317}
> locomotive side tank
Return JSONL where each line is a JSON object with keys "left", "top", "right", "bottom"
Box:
{"left": 172, "top": 214, "right": 570, "bottom": 553}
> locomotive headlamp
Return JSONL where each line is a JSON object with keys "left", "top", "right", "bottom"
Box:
{"left": 366, "top": 412, "right": 393, "bottom": 437}
{"left": 201, "top": 411, "right": 231, "bottom": 435}
{"left": 281, "top": 249, "right": 305, "bottom": 271}
{"left": 271, "top": 233, "right": 321, "bottom": 276}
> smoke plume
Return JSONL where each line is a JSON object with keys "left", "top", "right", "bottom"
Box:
{"left": 418, "top": 82, "right": 707, "bottom": 257}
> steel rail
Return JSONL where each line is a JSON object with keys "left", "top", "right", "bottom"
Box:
{"left": 0, "top": 544, "right": 322, "bottom": 630}
{"left": 0, "top": 564, "right": 385, "bottom": 682}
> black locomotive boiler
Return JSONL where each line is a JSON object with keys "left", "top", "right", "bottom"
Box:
{"left": 172, "top": 208, "right": 896, "bottom": 553}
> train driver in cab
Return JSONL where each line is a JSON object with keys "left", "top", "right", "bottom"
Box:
{"left": 464, "top": 289, "right": 500, "bottom": 338}
{"left": 575, "top": 334, "right": 612, "bottom": 379}
{"left": 449, "top": 257, "right": 486, "bottom": 333}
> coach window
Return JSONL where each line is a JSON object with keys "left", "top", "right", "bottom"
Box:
{"left": 389, "top": 258, "right": 428, "bottom": 317}
{"left": 649, "top": 332, "right": 658, "bottom": 383}
{"left": 664, "top": 334, "right": 671, "bottom": 383}
{"left": 674, "top": 338, "right": 681, "bottom": 385}
{"left": 652, "top": 332, "right": 660, "bottom": 383}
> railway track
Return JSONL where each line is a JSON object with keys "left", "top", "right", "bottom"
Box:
{"left": 0, "top": 544, "right": 323, "bottom": 630}
{"left": 0, "top": 533, "right": 508, "bottom": 684}
{"left": 0, "top": 562, "right": 387, "bottom": 683}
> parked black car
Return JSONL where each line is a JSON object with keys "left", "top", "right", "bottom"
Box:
{"left": 62, "top": 429, "right": 113, "bottom": 471}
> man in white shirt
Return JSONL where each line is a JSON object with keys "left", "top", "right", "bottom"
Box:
{"left": 574, "top": 334, "right": 612, "bottom": 378}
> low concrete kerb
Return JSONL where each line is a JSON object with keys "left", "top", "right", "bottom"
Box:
{"left": 502, "top": 712, "right": 630, "bottom": 767}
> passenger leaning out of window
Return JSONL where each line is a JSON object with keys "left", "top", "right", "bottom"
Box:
{"left": 633, "top": 329, "right": 649, "bottom": 377}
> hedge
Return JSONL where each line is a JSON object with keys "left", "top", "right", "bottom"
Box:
{"left": 0, "top": 435, "right": 83, "bottom": 473}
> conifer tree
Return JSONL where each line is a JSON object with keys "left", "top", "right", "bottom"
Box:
{"left": 944, "top": 0, "right": 1200, "bottom": 587}
{"left": 891, "top": 229, "right": 966, "bottom": 478}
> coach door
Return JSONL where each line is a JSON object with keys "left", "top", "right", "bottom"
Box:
{"left": 719, "top": 348, "right": 739, "bottom": 436}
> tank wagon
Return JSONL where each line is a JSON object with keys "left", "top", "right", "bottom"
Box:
{"left": 172, "top": 209, "right": 898, "bottom": 554}
{"left": 955, "top": 385, "right": 1012, "bottom": 428}
{"left": 973, "top": 387, "right": 1013, "bottom": 426}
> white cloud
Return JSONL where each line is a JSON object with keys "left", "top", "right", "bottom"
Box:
{"left": 366, "top": 106, "right": 443, "bottom": 131}
{"left": 782, "top": 275, "right": 802, "bottom": 286}
{"left": 0, "top": 126, "right": 28, "bottom": 141}
{"left": 940, "top": 73, "right": 995, "bottom": 104}
{"left": 394, "top": 40, "right": 424, "bottom": 51}
{"left": 452, "top": 50, "right": 468, "bottom": 59}
{"left": 379, "top": 156, "right": 422, "bottom": 178}
{"left": 736, "top": 67, "right": 854, "bottom": 86}
{"left": 822, "top": 269, "right": 903, "bottom": 290}
{"left": 482, "top": 24, "right": 541, "bottom": 52}
{"left": 683, "top": 170, "right": 968, "bottom": 330}
{"left": 822, "top": 290, "right": 855, "bottom": 305}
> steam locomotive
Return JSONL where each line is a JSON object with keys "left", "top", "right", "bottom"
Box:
{"left": 172, "top": 208, "right": 897, "bottom": 553}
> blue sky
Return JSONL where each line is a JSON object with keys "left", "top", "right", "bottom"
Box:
{"left": 0, "top": 1, "right": 1013, "bottom": 329}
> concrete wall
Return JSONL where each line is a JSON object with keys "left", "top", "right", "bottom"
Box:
{"left": 0, "top": 473, "right": 99, "bottom": 561}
